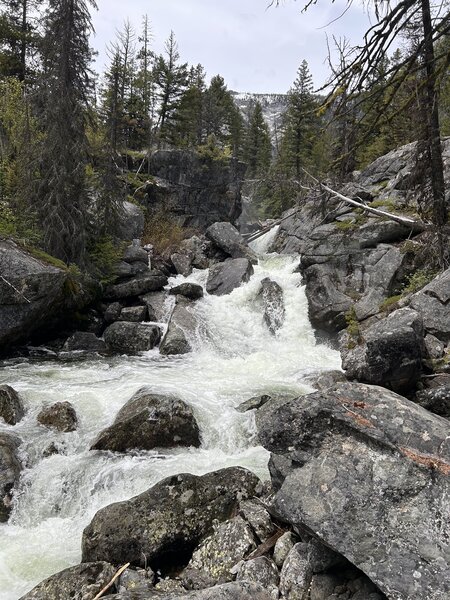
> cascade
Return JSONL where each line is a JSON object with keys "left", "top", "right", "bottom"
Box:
{"left": 0, "top": 231, "right": 340, "bottom": 599}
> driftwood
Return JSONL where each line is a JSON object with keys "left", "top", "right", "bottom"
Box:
{"left": 92, "top": 562, "right": 130, "bottom": 600}
{"left": 244, "top": 209, "right": 300, "bottom": 244}
{"left": 244, "top": 528, "right": 285, "bottom": 561}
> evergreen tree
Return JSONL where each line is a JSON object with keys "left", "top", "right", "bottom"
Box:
{"left": 243, "top": 101, "right": 272, "bottom": 177}
{"left": 34, "top": 0, "right": 95, "bottom": 265}
{"left": 0, "top": 0, "right": 40, "bottom": 81}
{"left": 203, "top": 75, "right": 243, "bottom": 156}
{"left": 170, "top": 64, "right": 206, "bottom": 147}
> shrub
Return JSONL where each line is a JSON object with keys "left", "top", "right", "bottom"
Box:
{"left": 142, "top": 211, "right": 193, "bottom": 254}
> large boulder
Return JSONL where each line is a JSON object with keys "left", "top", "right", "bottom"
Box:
{"left": 107, "top": 581, "right": 272, "bottom": 600}
{"left": 206, "top": 259, "right": 254, "bottom": 296}
{"left": 258, "top": 382, "right": 450, "bottom": 600}
{"left": 0, "top": 384, "right": 25, "bottom": 425}
{"left": 258, "top": 278, "right": 285, "bottom": 334}
{"left": 104, "top": 271, "right": 168, "bottom": 300}
{"left": 81, "top": 467, "right": 260, "bottom": 569}
{"left": 62, "top": 331, "right": 107, "bottom": 353}
{"left": 206, "top": 222, "right": 257, "bottom": 264}
{"left": 410, "top": 267, "right": 450, "bottom": 343}
{"left": 160, "top": 297, "right": 197, "bottom": 356}
{"left": 19, "top": 561, "right": 116, "bottom": 600}
{"left": 37, "top": 402, "right": 78, "bottom": 432}
{"left": 340, "top": 307, "right": 424, "bottom": 393}
{"left": 0, "top": 432, "right": 22, "bottom": 522}
{"left": 104, "top": 322, "right": 161, "bottom": 354}
{"left": 169, "top": 283, "right": 204, "bottom": 300}
{"left": 91, "top": 388, "right": 200, "bottom": 452}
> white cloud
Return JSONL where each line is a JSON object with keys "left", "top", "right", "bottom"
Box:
{"left": 91, "top": 0, "right": 375, "bottom": 93}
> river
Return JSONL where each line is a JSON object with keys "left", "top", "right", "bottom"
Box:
{"left": 0, "top": 230, "right": 341, "bottom": 599}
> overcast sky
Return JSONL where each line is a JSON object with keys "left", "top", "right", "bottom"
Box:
{"left": 91, "top": 0, "right": 376, "bottom": 94}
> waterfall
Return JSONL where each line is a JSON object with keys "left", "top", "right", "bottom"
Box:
{"left": 0, "top": 233, "right": 341, "bottom": 599}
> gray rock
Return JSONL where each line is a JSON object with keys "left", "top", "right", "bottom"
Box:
{"left": 104, "top": 302, "right": 123, "bottom": 323}
{"left": 304, "top": 370, "right": 347, "bottom": 392}
{"left": 81, "top": 467, "right": 261, "bottom": 569}
{"left": 258, "top": 278, "right": 285, "bottom": 334}
{"left": 0, "top": 432, "right": 22, "bottom": 522}
{"left": 113, "top": 261, "right": 133, "bottom": 278}
{"left": 118, "top": 200, "right": 145, "bottom": 241}
{"left": 273, "top": 532, "right": 297, "bottom": 568}
{"left": 415, "top": 385, "right": 450, "bottom": 418}
{"left": 236, "top": 557, "right": 279, "bottom": 592}
{"left": 236, "top": 394, "right": 271, "bottom": 413}
{"left": 62, "top": 332, "right": 107, "bottom": 353}
{"left": 206, "top": 259, "right": 254, "bottom": 296}
{"left": 123, "top": 244, "right": 149, "bottom": 264}
{"left": 171, "top": 251, "right": 194, "bottom": 277}
{"left": 91, "top": 388, "right": 200, "bottom": 452}
{"left": 160, "top": 297, "right": 197, "bottom": 356}
{"left": 279, "top": 543, "right": 311, "bottom": 600}
{"left": 259, "top": 382, "right": 450, "bottom": 600}
{"left": 118, "top": 567, "right": 155, "bottom": 593}
{"left": 140, "top": 291, "right": 170, "bottom": 323}
{"left": 104, "top": 322, "right": 161, "bottom": 354}
{"left": 104, "top": 271, "right": 168, "bottom": 300}
{"left": 169, "top": 283, "right": 204, "bottom": 300}
{"left": 186, "top": 516, "right": 257, "bottom": 584}
{"left": 239, "top": 499, "right": 275, "bottom": 542}
{"left": 19, "top": 561, "right": 116, "bottom": 600}
{"left": 424, "top": 333, "right": 445, "bottom": 359}
{"left": 182, "top": 235, "right": 212, "bottom": 270}
{"left": 410, "top": 267, "right": 450, "bottom": 343}
{"left": 340, "top": 307, "right": 424, "bottom": 393}
{"left": 37, "top": 402, "right": 78, "bottom": 432}
{"left": 107, "top": 581, "right": 272, "bottom": 600}
{"left": 206, "top": 222, "right": 257, "bottom": 264}
{"left": 0, "top": 385, "right": 25, "bottom": 425}
{"left": 119, "top": 306, "right": 148, "bottom": 322}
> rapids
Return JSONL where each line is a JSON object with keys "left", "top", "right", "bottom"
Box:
{"left": 0, "top": 230, "right": 341, "bottom": 599}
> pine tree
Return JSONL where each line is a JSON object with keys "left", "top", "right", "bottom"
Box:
{"left": 34, "top": 0, "right": 95, "bottom": 265}
{"left": 243, "top": 101, "right": 272, "bottom": 177}
{"left": 203, "top": 75, "right": 243, "bottom": 156}
{"left": 0, "top": 0, "right": 40, "bottom": 81}
{"left": 170, "top": 64, "right": 206, "bottom": 147}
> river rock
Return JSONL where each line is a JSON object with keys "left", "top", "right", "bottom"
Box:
{"left": 62, "top": 332, "right": 107, "bottom": 353}
{"left": 258, "top": 381, "right": 450, "bottom": 600}
{"left": 415, "top": 384, "right": 450, "bottom": 418}
{"left": 279, "top": 543, "right": 311, "bottom": 600}
{"left": 19, "top": 561, "right": 116, "bottom": 600}
{"left": 104, "top": 302, "right": 123, "bottom": 323}
{"left": 258, "top": 278, "right": 285, "bottom": 334}
{"left": 160, "top": 297, "right": 197, "bottom": 356}
{"left": 273, "top": 532, "right": 298, "bottom": 568}
{"left": 104, "top": 271, "right": 168, "bottom": 300}
{"left": 91, "top": 388, "right": 200, "bottom": 452}
{"left": 238, "top": 499, "right": 275, "bottom": 542}
{"left": 206, "top": 222, "right": 257, "bottom": 264}
{"left": 37, "top": 401, "right": 78, "bottom": 432}
{"left": 169, "top": 282, "right": 204, "bottom": 300}
{"left": 123, "top": 244, "right": 149, "bottom": 264}
{"left": 82, "top": 467, "right": 261, "bottom": 569}
{"left": 0, "top": 432, "right": 22, "bottom": 522}
{"left": 185, "top": 516, "right": 257, "bottom": 584}
{"left": 0, "top": 384, "right": 25, "bottom": 425}
{"left": 104, "top": 322, "right": 161, "bottom": 354}
{"left": 206, "top": 258, "right": 254, "bottom": 296}
{"left": 107, "top": 581, "right": 272, "bottom": 600}
{"left": 236, "top": 557, "right": 279, "bottom": 593}
{"left": 236, "top": 394, "right": 271, "bottom": 413}
{"left": 118, "top": 567, "right": 155, "bottom": 593}
{"left": 140, "top": 291, "right": 170, "bottom": 323}
{"left": 410, "top": 267, "right": 450, "bottom": 343}
{"left": 118, "top": 305, "right": 148, "bottom": 322}
{"left": 340, "top": 307, "right": 424, "bottom": 393}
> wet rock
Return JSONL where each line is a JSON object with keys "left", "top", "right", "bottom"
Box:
{"left": 340, "top": 307, "right": 423, "bottom": 393}
{"left": 118, "top": 200, "right": 145, "bottom": 241}
{"left": 37, "top": 401, "right": 78, "bottom": 432}
{"left": 236, "top": 557, "right": 279, "bottom": 595}
{"left": 140, "top": 291, "right": 170, "bottom": 323}
{"left": 410, "top": 267, "right": 450, "bottom": 342}
{"left": 304, "top": 370, "right": 347, "bottom": 392}
{"left": 236, "top": 394, "right": 271, "bottom": 413}
{"left": 206, "top": 258, "right": 254, "bottom": 296}
{"left": 42, "top": 441, "right": 67, "bottom": 458}
{"left": 82, "top": 467, "right": 261, "bottom": 569}
{"left": 62, "top": 332, "right": 107, "bottom": 353}
{"left": 107, "top": 581, "right": 272, "bottom": 599}
{"left": 259, "top": 382, "right": 450, "bottom": 600}
{"left": 104, "top": 271, "right": 168, "bottom": 300}
{"left": 169, "top": 282, "right": 204, "bottom": 300}
{"left": 0, "top": 432, "right": 22, "bottom": 522}
{"left": 104, "top": 302, "right": 123, "bottom": 323}
{"left": 171, "top": 251, "right": 194, "bottom": 277}
{"left": 239, "top": 499, "right": 275, "bottom": 542}
{"left": 118, "top": 306, "right": 148, "bottom": 322}
{"left": 19, "top": 561, "right": 116, "bottom": 600}
{"left": 273, "top": 532, "right": 298, "bottom": 568}
{"left": 258, "top": 278, "right": 285, "bottom": 334}
{"left": 0, "top": 384, "right": 25, "bottom": 425}
{"left": 160, "top": 297, "right": 197, "bottom": 356}
{"left": 91, "top": 388, "right": 200, "bottom": 452}
{"left": 104, "top": 322, "right": 161, "bottom": 354}
{"left": 123, "top": 244, "right": 149, "bottom": 264}
{"left": 185, "top": 516, "right": 257, "bottom": 584}
{"left": 415, "top": 385, "right": 450, "bottom": 418}
{"left": 279, "top": 543, "right": 311, "bottom": 599}
{"left": 206, "top": 222, "right": 257, "bottom": 264}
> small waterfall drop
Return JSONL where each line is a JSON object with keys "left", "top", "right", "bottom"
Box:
{"left": 0, "top": 233, "right": 341, "bottom": 599}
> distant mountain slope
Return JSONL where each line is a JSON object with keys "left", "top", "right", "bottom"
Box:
{"left": 231, "top": 91, "right": 288, "bottom": 142}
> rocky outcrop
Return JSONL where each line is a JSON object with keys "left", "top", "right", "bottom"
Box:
{"left": 205, "top": 222, "right": 257, "bottom": 264}
{"left": 103, "top": 322, "right": 161, "bottom": 354}
{"left": 258, "top": 278, "right": 285, "bottom": 334}
{"left": 37, "top": 401, "right": 78, "bottom": 432}
{"left": 257, "top": 381, "right": 450, "bottom": 600}
{"left": 117, "top": 200, "right": 145, "bottom": 241}
{"left": 0, "top": 385, "right": 25, "bottom": 425}
{"left": 340, "top": 307, "right": 424, "bottom": 393}
{"left": 0, "top": 432, "right": 22, "bottom": 521}
{"left": 81, "top": 467, "right": 260, "bottom": 569}
{"left": 410, "top": 267, "right": 450, "bottom": 343}
{"left": 91, "top": 388, "right": 200, "bottom": 452}
{"left": 19, "top": 561, "right": 116, "bottom": 600}
{"left": 206, "top": 259, "right": 254, "bottom": 296}
{"left": 160, "top": 297, "right": 198, "bottom": 356}
{"left": 170, "top": 235, "right": 214, "bottom": 277}
{"left": 144, "top": 150, "right": 245, "bottom": 230}
{"left": 104, "top": 271, "right": 168, "bottom": 301}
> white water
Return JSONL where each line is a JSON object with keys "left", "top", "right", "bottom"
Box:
{"left": 0, "top": 230, "right": 341, "bottom": 599}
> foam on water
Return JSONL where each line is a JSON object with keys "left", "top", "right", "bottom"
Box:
{"left": 0, "top": 231, "right": 340, "bottom": 599}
